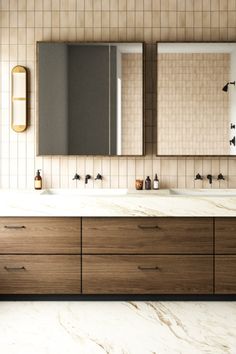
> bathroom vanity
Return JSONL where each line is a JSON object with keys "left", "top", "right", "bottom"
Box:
{"left": 0, "top": 190, "right": 235, "bottom": 296}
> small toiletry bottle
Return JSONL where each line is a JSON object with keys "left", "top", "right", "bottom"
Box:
{"left": 153, "top": 174, "right": 159, "bottom": 190}
{"left": 135, "top": 179, "right": 143, "bottom": 190}
{"left": 145, "top": 176, "right": 151, "bottom": 190}
{"left": 34, "top": 170, "right": 42, "bottom": 190}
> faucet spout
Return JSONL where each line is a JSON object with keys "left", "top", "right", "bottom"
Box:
{"left": 85, "top": 174, "right": 91, "bottom": 184}
{"left": 207, "top": 174, "right": 213, "bottom": 184}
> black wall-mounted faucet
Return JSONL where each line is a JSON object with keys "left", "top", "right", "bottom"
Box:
{"left": 207, "top": 174, "right": 213, "bottom": 184}
{"left": 95, "top": 173, "right": 103, "bottom": 180}
{"left": 72, "top": 173, "right": 80, "bottom": 180}
{"left": 85, "top": 174, "right": 91, "bottom": 184}
{"left": 231, "top": 123, "right": 235, "bottom": 129}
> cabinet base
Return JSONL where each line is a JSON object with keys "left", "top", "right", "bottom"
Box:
{"left": 0, "top": 294, "right": 235, "bottom": 301}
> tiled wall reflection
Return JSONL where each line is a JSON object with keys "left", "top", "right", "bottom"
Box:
{"left": 158, "top": 53, "right": 229, "bottom": 156}
{"left": 121, "top": 53, "right": 142, "bottom": 155}
{"left": 1, "top": 0, "right": 236, "bottom": 189}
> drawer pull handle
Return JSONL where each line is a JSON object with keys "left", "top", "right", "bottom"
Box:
{"left": 138, "top": 266, "right": 160, "bottom": 271}
{"left": 4, "top": 225, "right": 26, "bottom": 229}
{"left": 138, "top": 225, "right": 160, "bottom": 230}
{"left": 4, "top": 266, "right": 26, "bottom": 272}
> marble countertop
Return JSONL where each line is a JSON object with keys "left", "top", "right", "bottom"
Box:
{"left": 0, "top": 189, "right": 236, "bottom": 217}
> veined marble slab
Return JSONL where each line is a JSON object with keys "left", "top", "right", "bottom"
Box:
{"left": 0, "top": 189, "right": 236, "bottom": 216}
{"left": 0, "top": 301, "right": 235, "bottom": 354}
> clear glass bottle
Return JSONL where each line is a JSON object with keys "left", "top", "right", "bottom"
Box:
{"left": 153, "top": 174, "right": 159, "bottom": 190}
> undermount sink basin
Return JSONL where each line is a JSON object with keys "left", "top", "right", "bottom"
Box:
{"left": 169, "top": 189, "right": 236, "bottom": 197}
{"left": 40, "top": 188, "right": 129, "bottom": 196}
{"left": 39, "top": 188, "right": 236, "bottom": 197}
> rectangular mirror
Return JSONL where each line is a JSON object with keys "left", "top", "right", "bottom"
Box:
{"left": 157, "top": 43, "right": 236, "bottom": 156}
{"left": 37, "top": 42, "right": 144, "bottom": 156}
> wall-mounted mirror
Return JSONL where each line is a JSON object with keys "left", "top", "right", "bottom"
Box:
{"left": 157, "top": 43, "right": 236, "bottom": 156}
{"left": 37, "top": 42, "right": 143, "bottom": 156}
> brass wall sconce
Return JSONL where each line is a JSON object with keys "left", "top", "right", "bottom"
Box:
{"left": 11, "top": 65, "right": 27, "bottom": 132}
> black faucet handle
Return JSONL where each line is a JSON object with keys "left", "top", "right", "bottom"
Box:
{"left": 230, "top": 136, "right": 236, "bottom": 146}
{"left": 194, "top": 173, "right": 203, "bottom": 180}
{"left": 95, "top": 173, "right": 103, "bottom": 180}
{"left": 217, "top": 173, "right": 225, "bottom": 181}
{"left": 72, "top": 173, "right": 80, "bottom": 180}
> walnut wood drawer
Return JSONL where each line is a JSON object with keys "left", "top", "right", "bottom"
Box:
{"left": 82, "top": 255, "right": 213, "bottom": 294}
{"left": 0, "top": 255, "right": 81, "bottom": 294}
{"left": 215, "top": 256, "right": 236, "bottom": 294}
{"left": 82, "top": 218, "right": 213, "bottom": 254}
{"left": 215, "top": 218, "right": 236, "bottom": 254}
{"left": 0, "top": 218, "right": 81, "bottom": 254}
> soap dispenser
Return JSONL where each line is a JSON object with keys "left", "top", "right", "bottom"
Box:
{"left": 145, "top": 176, "right": 151, "bottom": 190}
{"left": 153, "top": 174, "right": 159, "bottom": 190}
{"left": 34, "top": 170, "right": 42, "bottom": 190}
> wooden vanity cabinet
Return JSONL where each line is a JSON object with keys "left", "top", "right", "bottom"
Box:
{"left": 82, "top": 217, "right": 213, "bottom": 254}
{"left": 0, "top": 216, "right": 235, "bottom": 295}
{"left": 0, "top": 217, "right": 81, "bottom": 294}
{"left": 0, "top": 217, "right": 81, "bottom": 254}
{"left": 82, "top": 217, "right": 214, "bottom": 294}
{"left": 0, "top": 255, "right": 81, "bottom": 294}
{"left": 83, "top": 255, "right": 213, "bottom": 294}
{"left": 215, "top": 218, "right": 236, "bottom": 294}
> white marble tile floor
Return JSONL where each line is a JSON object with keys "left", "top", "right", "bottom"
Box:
{"left": 0, "top": 301, "right": 235, "bottom": 354}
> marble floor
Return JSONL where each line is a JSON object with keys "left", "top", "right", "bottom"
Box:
{"left": 0, "top": 301, "right": 235, "bottom": 354}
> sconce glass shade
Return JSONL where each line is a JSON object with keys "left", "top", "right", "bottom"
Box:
{"left": 11, "top": 65, "right": 27, "bottom": 132}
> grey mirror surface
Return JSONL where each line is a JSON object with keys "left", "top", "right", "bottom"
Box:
{"left": 157, "top": 43, "right": 236, "bottom": 156}
{"left": 37, "top": 42, "right": 143, "bottom": 156}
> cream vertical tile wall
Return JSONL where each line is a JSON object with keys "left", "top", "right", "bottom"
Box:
{"left": 0, "top": 0, "right": 236, "bottom": 189}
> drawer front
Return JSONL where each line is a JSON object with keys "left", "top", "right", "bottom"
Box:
{"left": 83, "top": 255, "right": 213, "bottom": 294}
{"left": 215, "top": 218, "right": 236, "bottom": 254}
{"left": 83, "top": 218, "right": 213, "bottom": 254}
{"left": 0, "top": 218, "right": 81, "bottom": 254}
{"left": 0, "top": 255, "right": 81, "bottom": 294}
{"left": 215, "top": 256, "right": 236, "bottom": 294}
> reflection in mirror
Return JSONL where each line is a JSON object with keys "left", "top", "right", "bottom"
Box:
{"left": 157, "top": 43, "right": 236, "bottom": 156}
{"left": 38, "top": 42, "right": 143, "bottom": 156}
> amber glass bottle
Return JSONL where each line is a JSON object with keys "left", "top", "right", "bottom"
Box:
{"left": 34, "top": 170, "right": 42, "bottom": 190}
